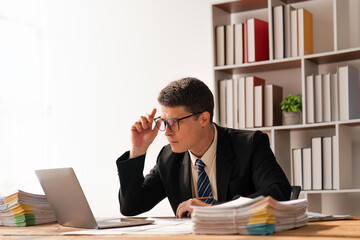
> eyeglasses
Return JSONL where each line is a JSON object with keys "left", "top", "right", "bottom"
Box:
{"left": 154, "top": 112, "right": 202, "bottom": 132}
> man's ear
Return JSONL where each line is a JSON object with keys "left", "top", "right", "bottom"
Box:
{"left": 199, "top": 111, "right": 211, "bottom": 127}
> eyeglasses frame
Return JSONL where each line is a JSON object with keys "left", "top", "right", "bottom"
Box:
{"left": 154, "top": 112, "right": 203, "bottom": 132}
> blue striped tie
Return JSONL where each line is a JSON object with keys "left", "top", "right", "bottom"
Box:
{"left": 196, "top": 159, "right": 214, "bottom": 204}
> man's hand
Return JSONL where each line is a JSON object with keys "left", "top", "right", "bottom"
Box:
{"left": 130, "top": 108, "right": 160, "bottom": 159}
{"left": 176, "top": 198, "right": 211, "bottom": 218}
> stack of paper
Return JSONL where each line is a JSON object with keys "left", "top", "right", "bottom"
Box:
{"left": 0, "top": 190, "right": 56, "bottom": 227}
{"left": 191, "top": 196, "right": 307, "bottom": 235}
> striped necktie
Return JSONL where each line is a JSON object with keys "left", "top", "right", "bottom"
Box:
{"left": 196, "top": 159, "right": 214, "bottom": 204}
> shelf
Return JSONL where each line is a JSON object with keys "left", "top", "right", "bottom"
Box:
{"left": 213, "top": 0, "right": 313, "bottom": 13}
{"left": 302, "top": 189, "right": 360, "bottom": 194}
{"left": 214, "top": 58, "right": 301, "bottom": 74}
{"left": 214, "top": 47, "right": 360, "bottom": 75}
{"left": 283, "top": 0, "right": 312, "bottom": 4}
{"left": 243, "top": 118, "right": 360, "bottom": 132}
{"left": 213, "top": 0, "right": 267, "bottom": 13}
{"left": 305, "top": 47, "right": 360, "bottom": 64}
{"left": 212, "top": 0, "right": 360, "bottom": 215}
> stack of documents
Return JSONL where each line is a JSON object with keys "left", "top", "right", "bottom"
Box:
{"left": 191, "top": 196, "right": 307, "bottom": 235}
{"left": 0, "top": 190, "right": 56, "bottom": 227}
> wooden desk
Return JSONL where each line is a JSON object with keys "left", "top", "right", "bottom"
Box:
{"left": 1, "top": 219, "right": 360, "bottom": 240}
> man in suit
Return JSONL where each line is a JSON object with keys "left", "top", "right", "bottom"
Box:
{"left": 117, "top": 77, "right": 291, "bottom": 218}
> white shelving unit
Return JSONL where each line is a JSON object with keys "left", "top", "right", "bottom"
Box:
{"left": 211, "top": 0, "right": 360, "bottom": 214}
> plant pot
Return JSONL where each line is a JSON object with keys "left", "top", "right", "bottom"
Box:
{"left": 283, "top": 112, "right": 302, "bottom": 125}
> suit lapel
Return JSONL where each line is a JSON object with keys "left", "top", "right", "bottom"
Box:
{"left": 178, "top": 152, "right": 192, "bottom": 202}
{"left": 215, "top": 125, "right": 234, "bottom": 202}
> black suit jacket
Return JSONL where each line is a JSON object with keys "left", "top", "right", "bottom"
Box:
{"left": 116, "top": 125, "right": 291, "bottom": 216}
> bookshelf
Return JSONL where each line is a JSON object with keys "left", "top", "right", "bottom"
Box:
{"left": 211, "top": 0, "right": 360, "bottom": 215}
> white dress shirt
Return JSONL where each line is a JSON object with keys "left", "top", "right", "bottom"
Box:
{"left": 188, "top": 124, "right": 218, "bottom": 202}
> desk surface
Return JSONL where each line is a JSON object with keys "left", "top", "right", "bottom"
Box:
{"left": 1, "top": 219, "right": 360, "bottom": 240}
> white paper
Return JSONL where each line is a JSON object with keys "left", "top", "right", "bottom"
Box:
{"left": 63, "top": 218, "right": 193, "bottom": 235}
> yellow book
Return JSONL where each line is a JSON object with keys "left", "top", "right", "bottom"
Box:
{"left": 298, "top": 8, "right": 313, "bottom": 56}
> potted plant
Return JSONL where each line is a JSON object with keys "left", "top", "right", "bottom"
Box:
{"left": 280, "top": 94, "right": 302, "bottom": 125}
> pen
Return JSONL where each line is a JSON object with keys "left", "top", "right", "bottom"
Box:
{"left": 197, "top": 196, "right": 214, "bottom": 200}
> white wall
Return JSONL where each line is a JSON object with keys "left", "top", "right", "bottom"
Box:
{"left": 0, "top": 0, "right": 213, "bottom": 217}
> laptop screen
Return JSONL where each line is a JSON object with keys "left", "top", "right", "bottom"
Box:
{"left": 35, "top": 168, "right": 99, "bottom": 228}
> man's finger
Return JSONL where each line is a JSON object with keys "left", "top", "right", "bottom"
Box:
{"left": 149, "top": 108, "right": 157, "bottom": 120}
{"left": 176, "top": 202, "right": 184, "bottom": 218}
{"left": 132, "top": 121, "right": 142, "bottom": 132}
{"left": 139, "top": 116, "right": 150, "bottom": 129}
{"left": 177, "top": 208, "right": 186, "bottom": 218}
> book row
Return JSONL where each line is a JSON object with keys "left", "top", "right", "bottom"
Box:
{"left": 215, "top": 6, "right": 313, "bottom": 66}
{"left": 218, "top": 77, "right": 282, "bottom": 129}
{"left": 292, "top": 136, "right": 337, "bottom": 191}
{"left": 273, "top": 5, "right": 313, "bottom": 59}
{"left": 305, "top": 65, "right": 360, "bottom": 124}
{"left": 215, "top": 18, "right": 269, "bottom": 66}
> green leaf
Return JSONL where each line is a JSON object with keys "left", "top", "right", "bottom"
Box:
{"left": 280, "top": 94, "right": 302, "bottom": 113}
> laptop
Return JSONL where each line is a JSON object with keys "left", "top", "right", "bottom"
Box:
{"left": 35, "top": 167, "right": 154, "bottom": 229}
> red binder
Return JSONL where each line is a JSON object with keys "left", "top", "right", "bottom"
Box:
{"left": 247, "top": 18, "right": 269, "bottom": 62}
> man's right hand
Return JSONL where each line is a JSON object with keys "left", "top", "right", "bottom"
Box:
{"left": 176, "top": 198, "right": 210, "bottom": 218}
{"left": 130, "top": 108, "right": 160, "bottom": 159}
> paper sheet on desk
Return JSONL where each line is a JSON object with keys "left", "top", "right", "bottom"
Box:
{"left": 307, "top": 212, "right": 352, "bottom": 222}
{"left": 63, "top": 218, "right": 193, "bottom": 235}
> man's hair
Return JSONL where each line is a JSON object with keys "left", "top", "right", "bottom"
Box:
{"left": 157, "top": 77, "right": 214, "bottom": 122}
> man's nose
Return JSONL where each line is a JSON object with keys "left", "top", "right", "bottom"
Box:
{"left": 164, "top": 124, "right": 174, "bottom": 136}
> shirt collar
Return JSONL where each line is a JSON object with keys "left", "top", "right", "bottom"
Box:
{"left": 189, "top": 124, "right": 217, "bottom": 167}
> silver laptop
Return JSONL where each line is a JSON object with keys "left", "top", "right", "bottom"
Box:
{"left": 35, "top": 167, "right": 154, "bottom": 229}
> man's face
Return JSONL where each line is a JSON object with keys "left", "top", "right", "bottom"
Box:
{"left": 160, "top": 105, "right": 204, "bottom": 153}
